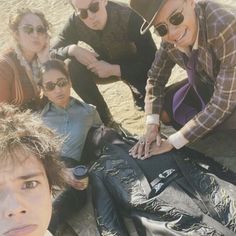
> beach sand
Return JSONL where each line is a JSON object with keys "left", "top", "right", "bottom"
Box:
{"left": 0, "top": 0, "right": 235, "bottom": 235}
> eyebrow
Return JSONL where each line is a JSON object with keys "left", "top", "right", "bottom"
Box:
{"left": 77, "top": 0, "right": 95, "bottom": 10}
{"left": 18, "top": 172, "right": 45, "bottom": 180}
{"left": 168, "top": 4, "right": 183, "bottom": 20}
{"left": 0, "top": 172, "right": 44, "bottom": 187}
{"left": 154, "top": 5, "right": 181, "bottom": 27}
{"left": 43, "top": 77, "right": 67, "bottom": 84}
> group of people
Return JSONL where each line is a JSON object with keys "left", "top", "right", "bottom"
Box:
{"left": 0, "top": 0, "right": 236, "bottom": 235}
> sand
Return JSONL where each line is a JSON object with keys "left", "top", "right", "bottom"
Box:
{"left": 0, "top": 0, "right": 235, "bottom": 235}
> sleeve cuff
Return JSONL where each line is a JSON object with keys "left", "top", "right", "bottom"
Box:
{"left": 146, "top": 114, "right": 160, "bottom": 125}
{"left": 168, "top": 131, "right": 189, "bottom": 149}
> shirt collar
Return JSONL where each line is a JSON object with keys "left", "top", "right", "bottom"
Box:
{"left": 45, "top": 230, "right": 53, "bottom": 236}
{"left": 41, "top": 97, "right": 77, "bottom": 115}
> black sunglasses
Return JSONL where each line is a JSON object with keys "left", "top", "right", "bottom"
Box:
{"left": 77, "top": 1, "right": 100, "bottom": 20}
{"left": 154, "top": 7, "right": 184, "bottom": 37}
{"left": 43, "top": 78, "right": 69, "bottom": 92}
{"left": 20, "top": 25, "right": 47, "bottom": 35}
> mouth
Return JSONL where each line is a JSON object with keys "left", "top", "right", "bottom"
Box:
{"left": 56, "top": 94, "right": 65, "bottom": 99}
{"left": 4, "top": 224, "right": 37, "bottom": 236}
{"left": 175, "top": 28, "right": 187, "bottom": 44}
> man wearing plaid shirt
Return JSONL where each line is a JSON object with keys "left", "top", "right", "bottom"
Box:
{"left": 129, "top": 0, "right": 236, "bottom": 163}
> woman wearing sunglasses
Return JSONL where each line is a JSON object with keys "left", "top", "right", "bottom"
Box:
{"left": 129, "top": 0, "right": 236, "bottom": 168}
{"left": 50, "top": 0, "right": 156, "bottom": 126}
{"left": 39, "top": 59, "right": 102, "bottom": 234}
{"left": 0, "top": 8, "right": 50, "bottom": 110}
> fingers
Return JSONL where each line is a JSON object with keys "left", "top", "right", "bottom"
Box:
{"left": 129, "top": 138, "right": 146, "bottom": 160}
{"left": 72, "top": 179, "right": 89, "bottom": 190}
{"left": 156, "top": 133, "right": 162, "bottom": 146}
{"left": 144, "top": 139, "right": 151, "bottom": 159}
{"left": 129, "top": 141, "right": 139, "bottom": 158}
{"left": 137, "top": 138, "right": 145, "bottom": 159}
{"left": 87, "top": 60, "right": 99, "bottom": 70}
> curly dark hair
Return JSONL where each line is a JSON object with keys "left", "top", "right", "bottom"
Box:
{"left": 38, "top": 59, "right": 71, "bottom": 88}
{"left": 0, "top": 103, "right": 65, "bottom": 195}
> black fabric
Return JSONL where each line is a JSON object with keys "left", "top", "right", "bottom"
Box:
{"left": 51, "top": 1, "right": 156, "bottom": 121}
{"left": 49, "top": 156, "right": 89, "bottom": 234}
{"left": 87, "top": 127, "right": 236, "bottom": 236}
{"left": 49, "top": 188, "right": 87, "bottom": 234}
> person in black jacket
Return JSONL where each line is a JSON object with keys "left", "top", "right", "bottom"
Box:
{"left": 87, "top": 126, "right": 236, "bottom": 236}
{"left": 51, "top": 0, "right": 156, "bottom": 125}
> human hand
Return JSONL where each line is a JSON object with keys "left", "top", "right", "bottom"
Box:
{"left": 148, "top": 139, "right": 174, "bottom": 156}
{"left": 129, "top": 124, "right": 161, "bottom": 159}
{"left": 64, "top": 168, "right": 89, "bottom": 190}
{"left": 87, "top": 60, "right": 120, "bottom": 78}
{"left": 37, "top": 34, "right": 50, "bottom": 63}
{"left": 68, "top": 45, "right": 99, "bottom": 66}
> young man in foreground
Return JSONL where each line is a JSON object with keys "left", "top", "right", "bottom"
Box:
{"left": 0, "top": 104, "right": 65, "bottom": 236}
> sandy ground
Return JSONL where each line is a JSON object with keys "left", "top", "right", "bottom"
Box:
{"left": 0, "top": 0, "right": 235, "bottom": 235}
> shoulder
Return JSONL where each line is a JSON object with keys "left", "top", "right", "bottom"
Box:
{"left": 107, "top": 1, "right": 132, "bottom": 16}
{"left": 198, "top": 1, "right": 236, "bottom": 40}
{"left": 77, "top": 99, "right": 97, "bottom": 114}
{"left": 0, "top": 49, "right": 18, "bottom": 79}
{"left": 108, "top": 1, "right": 130, "bottom": 10}
{"left": 41, "top": 102, "right": 51, "bottom": 116}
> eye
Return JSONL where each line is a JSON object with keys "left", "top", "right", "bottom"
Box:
{"left": 169, "top": 12, "right": 184, "bottom": 25}
{"left": 22, "top": 180, "right": 39, "bottom": 190}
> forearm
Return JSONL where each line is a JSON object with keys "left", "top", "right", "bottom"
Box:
{"left": 108, "top": 64, "right": 121, "bottom": 77}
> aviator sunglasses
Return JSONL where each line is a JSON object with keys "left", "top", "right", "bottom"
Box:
{"left": 76, "top": 1, "right": 100, "bottom": 20}
{"left": 42, "top": 78, "right": 69, "bottom": 92}
{"left": 154, "top": 4, "right": 185, "bottom": 37}
{"left": 19, "top": 25, "right": 47, "bottom": 35}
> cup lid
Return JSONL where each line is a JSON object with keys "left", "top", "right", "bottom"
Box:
{"left": 73, "top": 165, "right": 88, "bottom": 179}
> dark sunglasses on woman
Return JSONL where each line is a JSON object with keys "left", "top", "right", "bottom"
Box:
{"left": 154, "top": 7, "right": 184, "bottom": 37}
{"left": 43, "top": 78, "right": 69, "bottom": 92}
{"left": 19, "top": 25, "right": 47, "bottom": 35}
{"left": 77, "top": 1, "right": 100, "bottom": 20}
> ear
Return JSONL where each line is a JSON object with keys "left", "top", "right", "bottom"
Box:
{"left": 12, "top": 31, "right": 19, "bottom": 42}
{"left": 189, "top": 0, "right": 196, "bottom": 8}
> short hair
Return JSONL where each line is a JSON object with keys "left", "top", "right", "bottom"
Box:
{"left": 8, "top": 8, "right": 50, "bottom": 33}
{"left": 0, "top": 103, "right": 65, "bottom": 195}
{"left": 38, "top": 59, "right": 70, "bottom": 86}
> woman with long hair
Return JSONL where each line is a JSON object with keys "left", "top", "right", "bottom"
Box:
{"left": 0, "top": 8, "right": 50, "bottom": 110}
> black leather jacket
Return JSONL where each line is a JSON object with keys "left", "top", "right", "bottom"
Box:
{"left": 87, "top": 126, "right": 236, "bottom": 236}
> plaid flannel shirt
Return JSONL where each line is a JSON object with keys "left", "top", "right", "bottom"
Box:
{"left": 145, "top": 0, "right": 236, "bottom": 146}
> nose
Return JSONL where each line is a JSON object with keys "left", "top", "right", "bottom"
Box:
{"left": 167, "top": 24, "right": 180, "bottom": 41}
{"left": 1, "top": 191, "right": 26, "bottom": 218}
{"left": 54, "top": 84, "right": 63, "bottom": 92}
{"left": 31, "top": 29, "right": 39, "bottom": 38}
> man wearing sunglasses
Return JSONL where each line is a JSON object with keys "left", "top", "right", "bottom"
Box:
{"left": 129, "top": 0, "right": 236, "bottom": 170}
{"left": 50, "top": 0, "right": 156, "bottom": 126}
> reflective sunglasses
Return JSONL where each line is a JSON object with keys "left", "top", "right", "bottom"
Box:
{"left": 154, "top": 7, "right": 184, "bottom": 37}
{"left": 43, "top": 78, "right": 69, "bottom": 92}
{"left": 20, "top": 25, "right": 47, "bottom": 35}
{"left": 77, "top": 1, "right": 100, "bottom": 20}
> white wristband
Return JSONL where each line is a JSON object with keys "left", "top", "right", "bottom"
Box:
{"left": 146, "top": 114, "right": 159, "bottom": 125}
